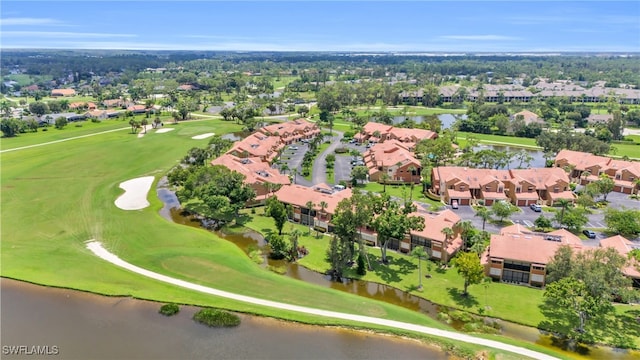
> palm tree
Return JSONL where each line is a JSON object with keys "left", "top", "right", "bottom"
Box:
{"left": 557, "top": 198, "right": 571, "bottom": 224}
{"left": 380, "top": 173, "right": 390, "bottom": 193}
{"left": 305, "top": 201, "right": 315, "bottom": 235}
{"left": 440, "top": 227, "right": 454, "bottom": 264}
{"left": 141, "top": 118, "right": 148, "bottom": 134}
{"left": 291, "top": 168, "right": 298, "bottom": 184}
{"left": 455, "top": 220, "right": 474, "bottom": 251}
{"left": 634, "top": 178, "right": 640, "bottom": 195}
{"left": 475, "top": 206, "right": 491, "bottom": 231}
{"left": 408, "top": 165, "right": 417, "bottom": 201}
{"left": 318, "top": 201, "right": 329, "bottom": 237}
{"left": 411, "top": 246, "right": 427, "bottom": 291}
{"left": 289, "top": 229, "right": 302, "bottom": 261}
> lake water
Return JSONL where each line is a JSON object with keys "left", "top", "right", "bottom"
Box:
{"left": 1, "top": 278, "right": 447, "bottom": 360}
{"left": 472, "top": 144, "right": 547, "bottom": 169}
{"left": 387, "top": 114, "right": 467, "bottom": 129}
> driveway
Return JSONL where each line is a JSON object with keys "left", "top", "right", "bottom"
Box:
{"left": 86, "top": 241, "right": 558, "bottom": 360}
{"left": 311, "top": 131, "right": 343, "bottom": 185}
{"left": 334, "top": 154, "right": 353, "bottom": 184}
{"left": 605, "top": 191, "right": 640, "bottom": 210}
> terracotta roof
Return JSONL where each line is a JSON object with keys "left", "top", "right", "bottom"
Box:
{"left": 260, "top": 118, "right": 316, "bottom": 134}
{"left": 228, "top": 133, "right": 283, "bottom": 162}
{"left": 512, "top": 110, "right": 542, "bottom": 124}
{"left": 211, "top": 154, "right": 290, "bottom": 187}
{"left": 489, "top": 228, "right": 583, "bottom": 264}
{"left": 273, "top": 184, "right": 352, "bottom": 215}
{"left": 599, "top": 235, "right": 640, "bottom": 278}
{"left": 409, "top": 209, "right": 460, "bottom": 244}
{"left": 51, "top": 88, "right": 76, "bottom": 96}
{"left": 509, "top": 168, "right": 569, "bottom": 190}
{"left": 554, "top": 149, "right": 610, "bottom": 172}
{"left": 364, "top": 140, "right": 420, "bottom": 169}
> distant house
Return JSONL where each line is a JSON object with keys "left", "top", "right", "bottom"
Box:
{"left": 258, "top": 119, "right": 320, "bottom": 145}
{"left": 24, "top": 84, "right": 39, "bottom": 92}
{"left": 102, "top": 99, "right": 125, "bottom": 108}
{"left": 177, "top": 84, "right": 198, "bottom": 91}
{"left": 51, "top": 88, "right": 76, "bottom": 97}
{"left": 40, "top": 112, "right": 85, "bottom": 124}
{"left": 586, "top": 114, "right": 612, "bottom": 124}
{"left": 354, "top": 122, "right": 436, "bottom": 146}
{"left": 69, "top": 102, "right": 97, "bottom": 111}
{"left": 511, "top": 110, "right": 543, "bottom": 125}
{"left": 126, "top": 105, "right": 147, "bottom": 114}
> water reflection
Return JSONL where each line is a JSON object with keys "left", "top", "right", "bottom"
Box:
{"left": 1, "top": 279, "right": 447, "bottom": 360}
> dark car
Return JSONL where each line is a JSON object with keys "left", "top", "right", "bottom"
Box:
{"left": 583, "top": 230, "right": 596, "bottom": 239}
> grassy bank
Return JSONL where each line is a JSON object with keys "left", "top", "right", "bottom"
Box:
{"left": 0, "top": 118, "right": 568, "bottom": 359}
{"left": 242, "top": 211, "right": 640, "bottom": 350}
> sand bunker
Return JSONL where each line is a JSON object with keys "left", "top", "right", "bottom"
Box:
{"left": 156, "top": 128, "right": 174, "bottom": 134}
{"left": 192, "top": 133, "right": 215, "bottom": 140}
{"left": 114, "top": 176, "right": 155, "bottom": 210}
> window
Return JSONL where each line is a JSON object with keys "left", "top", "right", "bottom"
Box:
{"left": 460, "top": 186, "right": 466, "bottom": 191}
{"left": 532, "top": 265, "right": 545, "bottom": 271}
{"left": 504, "top": 260, "right": 530, "bottom": 272}
{"left": 502, "top": 269, "right": 530, "bottom": 283}
{"left": 528, "top": 186, "right": 534, "bottom": 191}
{"left": 491, "top": 259, "right": 503, "bottom": 265}
{"left": 516, "top": 187, "right": 521, "bottom": 193}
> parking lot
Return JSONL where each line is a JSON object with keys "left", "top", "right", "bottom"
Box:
{"left": 332, "top": 141, "right": 369, "bottom": 184}
{"left": 276, "top": 142, "right": 308, "bottom": 181}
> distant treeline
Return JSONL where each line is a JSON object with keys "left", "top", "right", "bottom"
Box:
{"left": 2, "top": 50, "right": 640, "bottom": 88}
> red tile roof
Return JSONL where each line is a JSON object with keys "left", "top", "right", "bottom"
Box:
{"left": 51, "top": 88, "right": 76, "bottom": 96}
{"left": 273, "top": 184, "right": 352, "bottom": 215}
{"left": 599, "top": 235, "right": 640, "bottom": 278}
{"left": 211, "top": 154, "right": 290, "bottom": 187}
{"left": 489, "top": 228, "right": 583, "bottom": 265}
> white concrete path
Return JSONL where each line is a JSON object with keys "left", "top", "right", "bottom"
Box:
{"left": 0, "top": 127, "right": 130, "bottom": 153}
{"left": 86, "top": 240, "right": 558, "bottom": 360}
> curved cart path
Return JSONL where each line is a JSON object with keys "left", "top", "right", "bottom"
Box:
{"left": 86, "top": 241, "right": 558, "bottom": 360}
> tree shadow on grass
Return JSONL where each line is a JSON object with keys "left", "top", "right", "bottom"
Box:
{"left": 446, "top": 287, "right": 479, "bottom": 309}
{"left": 235, "top": 214, "right": 251, "bottom": 226}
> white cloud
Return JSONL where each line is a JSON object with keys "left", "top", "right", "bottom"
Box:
{"left": 2, "top": 31, "right": 137, "bottom": 39}
{"left": 1, "top": 17, "right": 64, "bottom": 26}
{"left": 439, "top": 35, "right": 521, "bottom": 41}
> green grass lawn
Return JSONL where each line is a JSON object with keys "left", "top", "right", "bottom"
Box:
{"left": 242, "top": 212, "right": 640, "bottom": 350}
{"left": 1, "top": 116, "right": 631, "bottom": 358}
{"left": 456, "top": 132, "right": 540, "bottom": 149}
{"left": 358, "top": 182, "right": 443, "bottom": 209}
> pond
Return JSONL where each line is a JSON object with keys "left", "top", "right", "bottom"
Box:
{"left": 471, "top": 144, "right": 547, "bottom": 169}
{"left": 382, "top": 114, "right": 467, "bottom": 129}
{"left": 1, "top": 278, "right": 447, "bottom": 360}
{"left": 157, "top": 180, "right": 639, "bottom": 360}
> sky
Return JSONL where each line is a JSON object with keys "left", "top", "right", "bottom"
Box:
{"left": 1, "top": 1, "right": 639, "bottom": 52}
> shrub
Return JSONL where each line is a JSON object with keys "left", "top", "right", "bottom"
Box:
{"left": 193, "top": 308, "right": 240, "bottom": 327}
{"left": 75, "top": 123, "right": 83, "bottom": 127}
{"left": 334, "top": 147, "right": 349, "bottom": 154}
{"left": 91, "top": 118, "right": 101, "bottom": 123}
{"left": 159, "top": 303, "right": 180, "bottom": 316}
{"left": 356, "top": 253, "right": 366, "bottom": 275}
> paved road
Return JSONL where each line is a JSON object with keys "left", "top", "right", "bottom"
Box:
{"left": 311, "top": 130, "right": 343, "bottom": 185}
{"left": 86, "top": 240, "right": 558, "bottom": 360}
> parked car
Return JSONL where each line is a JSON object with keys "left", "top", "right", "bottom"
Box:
{"left": 451, "top": 200, "right": 459, "bottom": 209}
{"left": 289, "top": 146, "right": 299, "bottom": 150}
{"left": 583, "top": 230, "right": 596, "bottom": 239}
{"left": 530, "top": 204, "right": 542, "bottom": 212}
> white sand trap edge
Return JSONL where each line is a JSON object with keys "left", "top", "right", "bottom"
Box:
{"left": 156, "top": 128, "right": 175, "bottom": 133}
{"left": 192, "top": 132, "right": 215, "bottom": 140}
{"left": 114, "top": 176, "right": 155, "bottom": 210}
